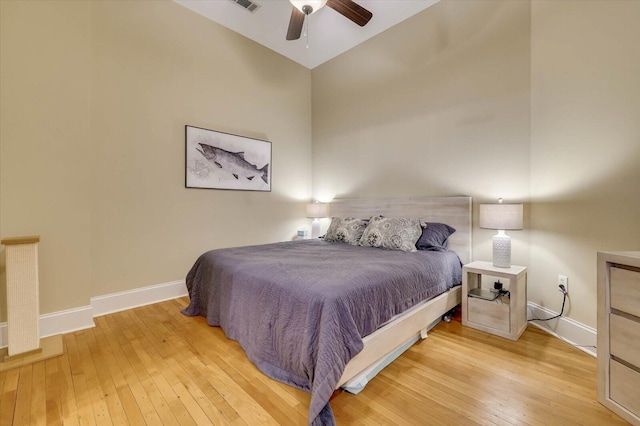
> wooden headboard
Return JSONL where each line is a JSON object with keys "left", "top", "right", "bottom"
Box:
{"left": 329, "top": 196, "right": 472, "bottom": 264}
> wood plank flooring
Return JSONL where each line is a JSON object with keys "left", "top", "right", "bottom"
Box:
{"left": 0, "top": 297, "right": 628, "bottom": 425}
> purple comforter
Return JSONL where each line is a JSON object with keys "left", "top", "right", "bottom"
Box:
{"left": 182, "top": 239, "right": 461, "bottom": 425}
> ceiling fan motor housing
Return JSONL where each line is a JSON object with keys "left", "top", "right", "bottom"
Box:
{"left": 290, "top": 0, "right": 327, "bottom": 15}
{"left": 286, "top": 0, "right": 372, "bottom": 41}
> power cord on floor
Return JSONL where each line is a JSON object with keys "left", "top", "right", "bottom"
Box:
{"left": 527, "top": 285, "right": 597, "bottom": 351}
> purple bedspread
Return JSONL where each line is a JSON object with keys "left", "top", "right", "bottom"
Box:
{"left": 182, "top": 239, "right": 461, "bottom": 425}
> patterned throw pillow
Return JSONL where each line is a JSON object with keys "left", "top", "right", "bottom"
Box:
{"left": 359, "top": 217, "right": 424, "bottom": 252}
{"left": 324, "top": 217, "right": 369, "bottom": 245}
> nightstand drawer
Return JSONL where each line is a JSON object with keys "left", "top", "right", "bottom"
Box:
{"left": 462, "top": 262, "right": 527, "bottom": 341}
{"left": 611, "top": 267, "right": 640, "bottom": 317}
{"left": 610, "top": 360, "right": 640, "bottom": 417}
{"left": 468, "top": 297, "right": 509, "bottom": 333}
{"left": 610, "top": 313, "right": 640, "bottom": 367}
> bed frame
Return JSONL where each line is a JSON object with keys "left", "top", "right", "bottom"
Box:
{"left": 330, "top": 196, "right": 472, "bottom": 389}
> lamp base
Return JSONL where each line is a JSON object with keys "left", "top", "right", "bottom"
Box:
{"left": 492, "top": 231, "right": 511, "bottom": 268}
{"left": 311, "top": 219, "right": 320, "bottom": 239}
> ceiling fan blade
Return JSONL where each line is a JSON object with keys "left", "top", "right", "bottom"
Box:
{"left": 327, "top": 0, "right": 372, "bottom": 27}
{"left": 286, "top": 6, "right": 305, "bottom": 40}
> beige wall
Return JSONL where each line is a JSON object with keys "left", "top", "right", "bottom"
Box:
{"left": 312, "top": 0, "right": 532, "bottom": 265}
{"left": 0, "top": 1, "right": 93, "bottom": 317}
{"left": 530, "top": 0, "right": 640, "bottom": 326}
{"left": 312, "top": 0, "right": 640, "bottom": 329}
{"left": 0, "top": 0, "right": 312, "bottom": 319}
{"left": 88, "top": 1, "right": 312, "bottom": 296}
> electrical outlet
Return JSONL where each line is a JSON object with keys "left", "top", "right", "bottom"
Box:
{"left": 558, "top": 274, "right": 568, "bottom": 293}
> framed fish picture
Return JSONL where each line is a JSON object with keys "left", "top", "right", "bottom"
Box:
{"left": 185, "top": 125, "right": 271, "bottom": 191}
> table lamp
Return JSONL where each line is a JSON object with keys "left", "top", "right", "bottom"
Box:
{"left": 479, "top": 199, "right": 523, "bottom": 268}
{"left": 306, "top": 202, "right": 329, "bottom": 238}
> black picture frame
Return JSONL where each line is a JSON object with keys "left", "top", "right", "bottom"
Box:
{"left": 185, "top": 125, "right": 271, "bottom": 191}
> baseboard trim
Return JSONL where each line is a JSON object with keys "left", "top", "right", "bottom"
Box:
{"left": 1, "top": 280, "right": 188, "bottom": 349}
{"left": 1, "top": 287, "right": 595, "bottom": 359}
{"left": 0, "top": 305, "right": 94, "bottom": 349}
{"left": 40, "top": 305, "right": 95, "bottom": 337}
{"left": 91, "top": 280, "right": 187, "bottom": 317}
{"left": 527, "top": 302, "right": 597, "bottom": 357}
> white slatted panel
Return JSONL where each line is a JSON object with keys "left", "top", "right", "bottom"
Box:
{"left": 5, "top": 242, "right": 40, "bottom": 356}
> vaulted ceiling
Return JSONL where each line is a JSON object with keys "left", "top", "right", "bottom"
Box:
{"left": 174, "top": 0, "right": 440, "bottom": 69}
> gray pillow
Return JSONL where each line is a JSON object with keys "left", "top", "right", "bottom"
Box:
{"left": 324, "top": 217, "right": 368, "bottom": 245}
{"left": 359, "top": 217, "right": 424, "bottom": 252}
{"left": 416, "top": 222, "right": 456, "bottom": 252}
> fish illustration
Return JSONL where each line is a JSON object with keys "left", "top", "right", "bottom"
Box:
{"left": 196, "top": 143, "right": 269, "bottom": 184}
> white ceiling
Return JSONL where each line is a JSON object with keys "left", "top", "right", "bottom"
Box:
{"left": 174, "top": 0, "right": 440, "bottom": 69}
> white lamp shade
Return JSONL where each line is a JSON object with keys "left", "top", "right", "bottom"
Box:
{"left": 479, "top": 204, "right": 523, "bottom": 230}
{"left": 306, "top": 203, "right": 329, "bottom": 218}
{"left": 290, "top": 0, "right": 327, "bottom": 14}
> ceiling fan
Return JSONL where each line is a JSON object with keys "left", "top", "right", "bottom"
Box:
{"left": 286, "top": 0, "right": 373, "bottom": 41}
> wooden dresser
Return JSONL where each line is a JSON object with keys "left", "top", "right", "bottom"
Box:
{"left": 597, "top": 251, "right": 640, "bottom": 426}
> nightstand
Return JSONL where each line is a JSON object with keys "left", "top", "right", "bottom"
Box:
{"left": 462, "top": 261, "right": 527, "bottom": 341}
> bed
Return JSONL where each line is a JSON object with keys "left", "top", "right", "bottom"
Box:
{"left": 182, "top": 196, "right": 471, "bottom": 425}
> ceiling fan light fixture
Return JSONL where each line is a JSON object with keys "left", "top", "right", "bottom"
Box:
{"left": 290, "top": 0, "right": 327, "bottom": 15}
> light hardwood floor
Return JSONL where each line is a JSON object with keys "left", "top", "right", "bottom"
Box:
{"left": 0, "top": 297, "right": 628, "bottom": 425}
